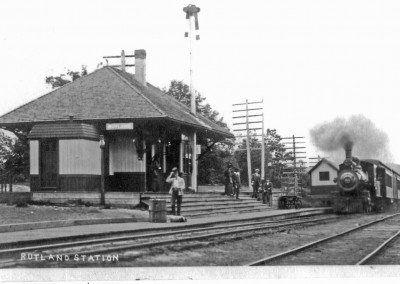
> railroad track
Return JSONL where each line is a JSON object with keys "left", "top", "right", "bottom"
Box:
{"left": 246, "top": 213, "right": 400, "bottom": 266}
{"left": 0, "top": 215, "right": 338, "bottom": 268}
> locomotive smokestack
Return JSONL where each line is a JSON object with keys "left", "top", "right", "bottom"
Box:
{"left": 345, "top": 141, "right": 353, "bottom": 161}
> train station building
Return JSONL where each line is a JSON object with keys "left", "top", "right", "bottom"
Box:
{"left": 0, "top": 49, "right": 233, "bottom": 205}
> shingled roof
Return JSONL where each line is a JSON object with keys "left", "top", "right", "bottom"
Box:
{"left": 0, "top": 67, "right": 233, "bottom": 138}
{"left": 28, "top": 123, "right": 99, "bottom": 140}
{"left": 307, "top": 158, "right": 339, "bottom": 174}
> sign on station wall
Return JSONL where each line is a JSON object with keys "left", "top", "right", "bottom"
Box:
{"left": 106, "top": 123, "right": 134, "bottom": 130}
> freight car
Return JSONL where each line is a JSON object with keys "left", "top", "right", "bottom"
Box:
{"left": 334, "top": 143, "right": 400, "bottom": 213}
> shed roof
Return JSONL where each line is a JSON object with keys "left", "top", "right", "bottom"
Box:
{"left": 28, "top": 123, "right": 99, "bottom": 140}
{"left": 307, "top": 158, "right": 339, "bottom": 174}
{"left": 0, "top": 67, "right": 233, "bottom": 138}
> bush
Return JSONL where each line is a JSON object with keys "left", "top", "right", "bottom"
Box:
{"left": 28, "top": 200, "right": 52, "bottom": 206}
{"left": 15, "top": 200, "right": 28, "bottom": 207}
{"left": 75, "top": 199, "right": 84, "bottom": 206}
{"left": 14, "top": 174, "right": 27, "bottom": 183}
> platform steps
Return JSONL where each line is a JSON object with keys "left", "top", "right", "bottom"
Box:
{"left": 141, "top": 192, "right": 272, "bottom": 218}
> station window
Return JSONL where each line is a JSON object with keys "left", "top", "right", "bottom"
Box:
{"left": 385, "top": 174, "right": 392, "bottom": 188}
{"left": 319, "top": 171, "right": 330, "bottom": 181}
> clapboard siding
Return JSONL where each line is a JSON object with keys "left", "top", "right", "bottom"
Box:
{"left": 107, "top": 172, "right": 145, "bottom": 192}
{"left": 58, "top": 175, "right": 101, "bottom": 192}
{"left": 30, "top": 140, "right": 39, "bottom": 175}
{"left": 32, "top": 192, "right": 140, "bottom": 206}
{"left": 30, "top": 175, "right": 40, "bottom": 192}
{"left": 311, "top": 162, "right": 337, "bottom": 186}
{"left": 59, "top": 139, "right": 101, "bottom": 175}
{"left": 109, "top": 137, "right": 145, "bottom": 174}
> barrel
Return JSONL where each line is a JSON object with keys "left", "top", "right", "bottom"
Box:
{"left": 148, "top": 199, "right": 167, "bottom": 223}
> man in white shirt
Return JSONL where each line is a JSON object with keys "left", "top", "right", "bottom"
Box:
{"left": 166, "top": 167, "right": 185, "bottom": 216}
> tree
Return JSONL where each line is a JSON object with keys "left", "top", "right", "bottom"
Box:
{"left": 0, "top": 130, "right": 29, "bottom": 180}
{"left": 234, "top": 128, "right": 291, "bottom": 187}
{"left": 164, "top": 80, "right": 228, "bottom": 128}
{"left": 45, "top": 65, "right": 88, "bottom": 89}
{"left": 265, "top": 128, "right": 292, "bottom": 188}
{"left": 164, "top": 80, "right": 232, "bottom": 184}
{"left": 0, "top": 130, "right": 13, "bottom": 168}
{"left": 198, "top": 139, "right": 235, "bottom": 185}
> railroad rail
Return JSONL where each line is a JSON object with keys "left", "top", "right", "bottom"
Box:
{"left": 246, "top": 213, "right": 400, "bottom": 266}
{"left": 357, "top": 228, "right": 400, "bottom": 265}
{"left": 0, "top": 215, "right": 338, "bottom": 268}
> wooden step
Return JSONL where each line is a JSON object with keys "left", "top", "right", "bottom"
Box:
{"left": 177, "top": 203, "right": 267, "bottom": 212}
{"left": 141, "top": 191, "right": 272, "bottom": 218}
{"left": 182, "top": 206, "right": 274, "bottom": 218}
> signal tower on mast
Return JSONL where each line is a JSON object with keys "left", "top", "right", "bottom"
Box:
{"left": 183, "top": 4, "right": 200, "bottom": 192}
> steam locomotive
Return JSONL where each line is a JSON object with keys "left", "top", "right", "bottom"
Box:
{"left": 334, "top": 143, "right": 400, "bottom": 213}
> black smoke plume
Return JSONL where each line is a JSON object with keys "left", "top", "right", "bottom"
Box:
{"left": 310, "top": 114, "right": 392, "bottom": 163}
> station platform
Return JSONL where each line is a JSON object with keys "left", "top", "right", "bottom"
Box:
{"left": 0, "top": 207, "right": 330, "bottom": 248}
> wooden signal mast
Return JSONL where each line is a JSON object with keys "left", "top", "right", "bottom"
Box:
{"left": 183, "top": 4, "right": 200, "bottom": 192}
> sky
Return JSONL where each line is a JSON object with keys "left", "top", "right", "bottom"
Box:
{"left": 1, "top": 0, "right": 400, "bottom": 164}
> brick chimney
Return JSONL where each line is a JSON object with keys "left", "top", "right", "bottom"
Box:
{"left": 134, "top": 49, "right": 146, "bottom": 86}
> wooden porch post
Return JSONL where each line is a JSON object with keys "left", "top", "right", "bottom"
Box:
{"left": 191, "top": 131, "right": 197, "bottom": 192}
{"left": 162, "top": 142, "right": 166, "bottom": 173}
{"left": 99, "top": 135, "right": 105, "bottom": 206}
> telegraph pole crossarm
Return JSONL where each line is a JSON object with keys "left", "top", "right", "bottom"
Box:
{"left": 232, "top": 99, "right": 264, "bottom": 188}
{"left": 279, "top": 134, "right": 308, "bottom": 197}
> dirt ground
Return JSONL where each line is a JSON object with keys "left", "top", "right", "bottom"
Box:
{"left": 21, "top": 213, "right": 392, "bottom": 268}
{"left": 117, "top": 213, "right": 384, "bottom": 266}
{"left": 0, "top": 203, "right": 149, "bottom": 225}
{"left": 0, "top": 182, "right": 30, "bottom": 193}
{"left": 0, "top": 184, "right": 244, "bottom": 225}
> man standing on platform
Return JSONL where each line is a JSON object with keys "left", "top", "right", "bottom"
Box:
{"left": 263, "top": 179, "right": 273, "bottom": 205}
{"left": 224, "top": 162, "right": 233, "bottom": 196}
{"left": 166, "top": 167, "right": 185, "bottom": 216}
{"left": 151, "top": 154, "right": 163, "bottom": 192}
{"left": 251, "top": 169, "right": 261, "bottom": 198}
{"left": 232, "top": 167, "right": 241, "bottom": 200}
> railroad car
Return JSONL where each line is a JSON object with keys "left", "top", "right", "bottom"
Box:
{"left": 334, "top": 144, "right": 400, "bottom": 213}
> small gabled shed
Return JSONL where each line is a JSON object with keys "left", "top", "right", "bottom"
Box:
{"left": 308, "top": 158, "right": 339, "bottom": 195}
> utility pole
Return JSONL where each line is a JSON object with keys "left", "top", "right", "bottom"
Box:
{"left": 183, "top": 4, "right": 200, "bottom": 192}
{"left": 281, "top": 135, "right": 307, "bottom": 195}
{"left": 261, "top": 113, "right": 265, "bottom": 180}
{"left": 103, "top": 50, "right": 135, "bottom": 70}
{"left": 232, "top": 100, "right": 264, "bottom": 186}
{"left": 309, "top": 156, "right": 325, "bottom": 166}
